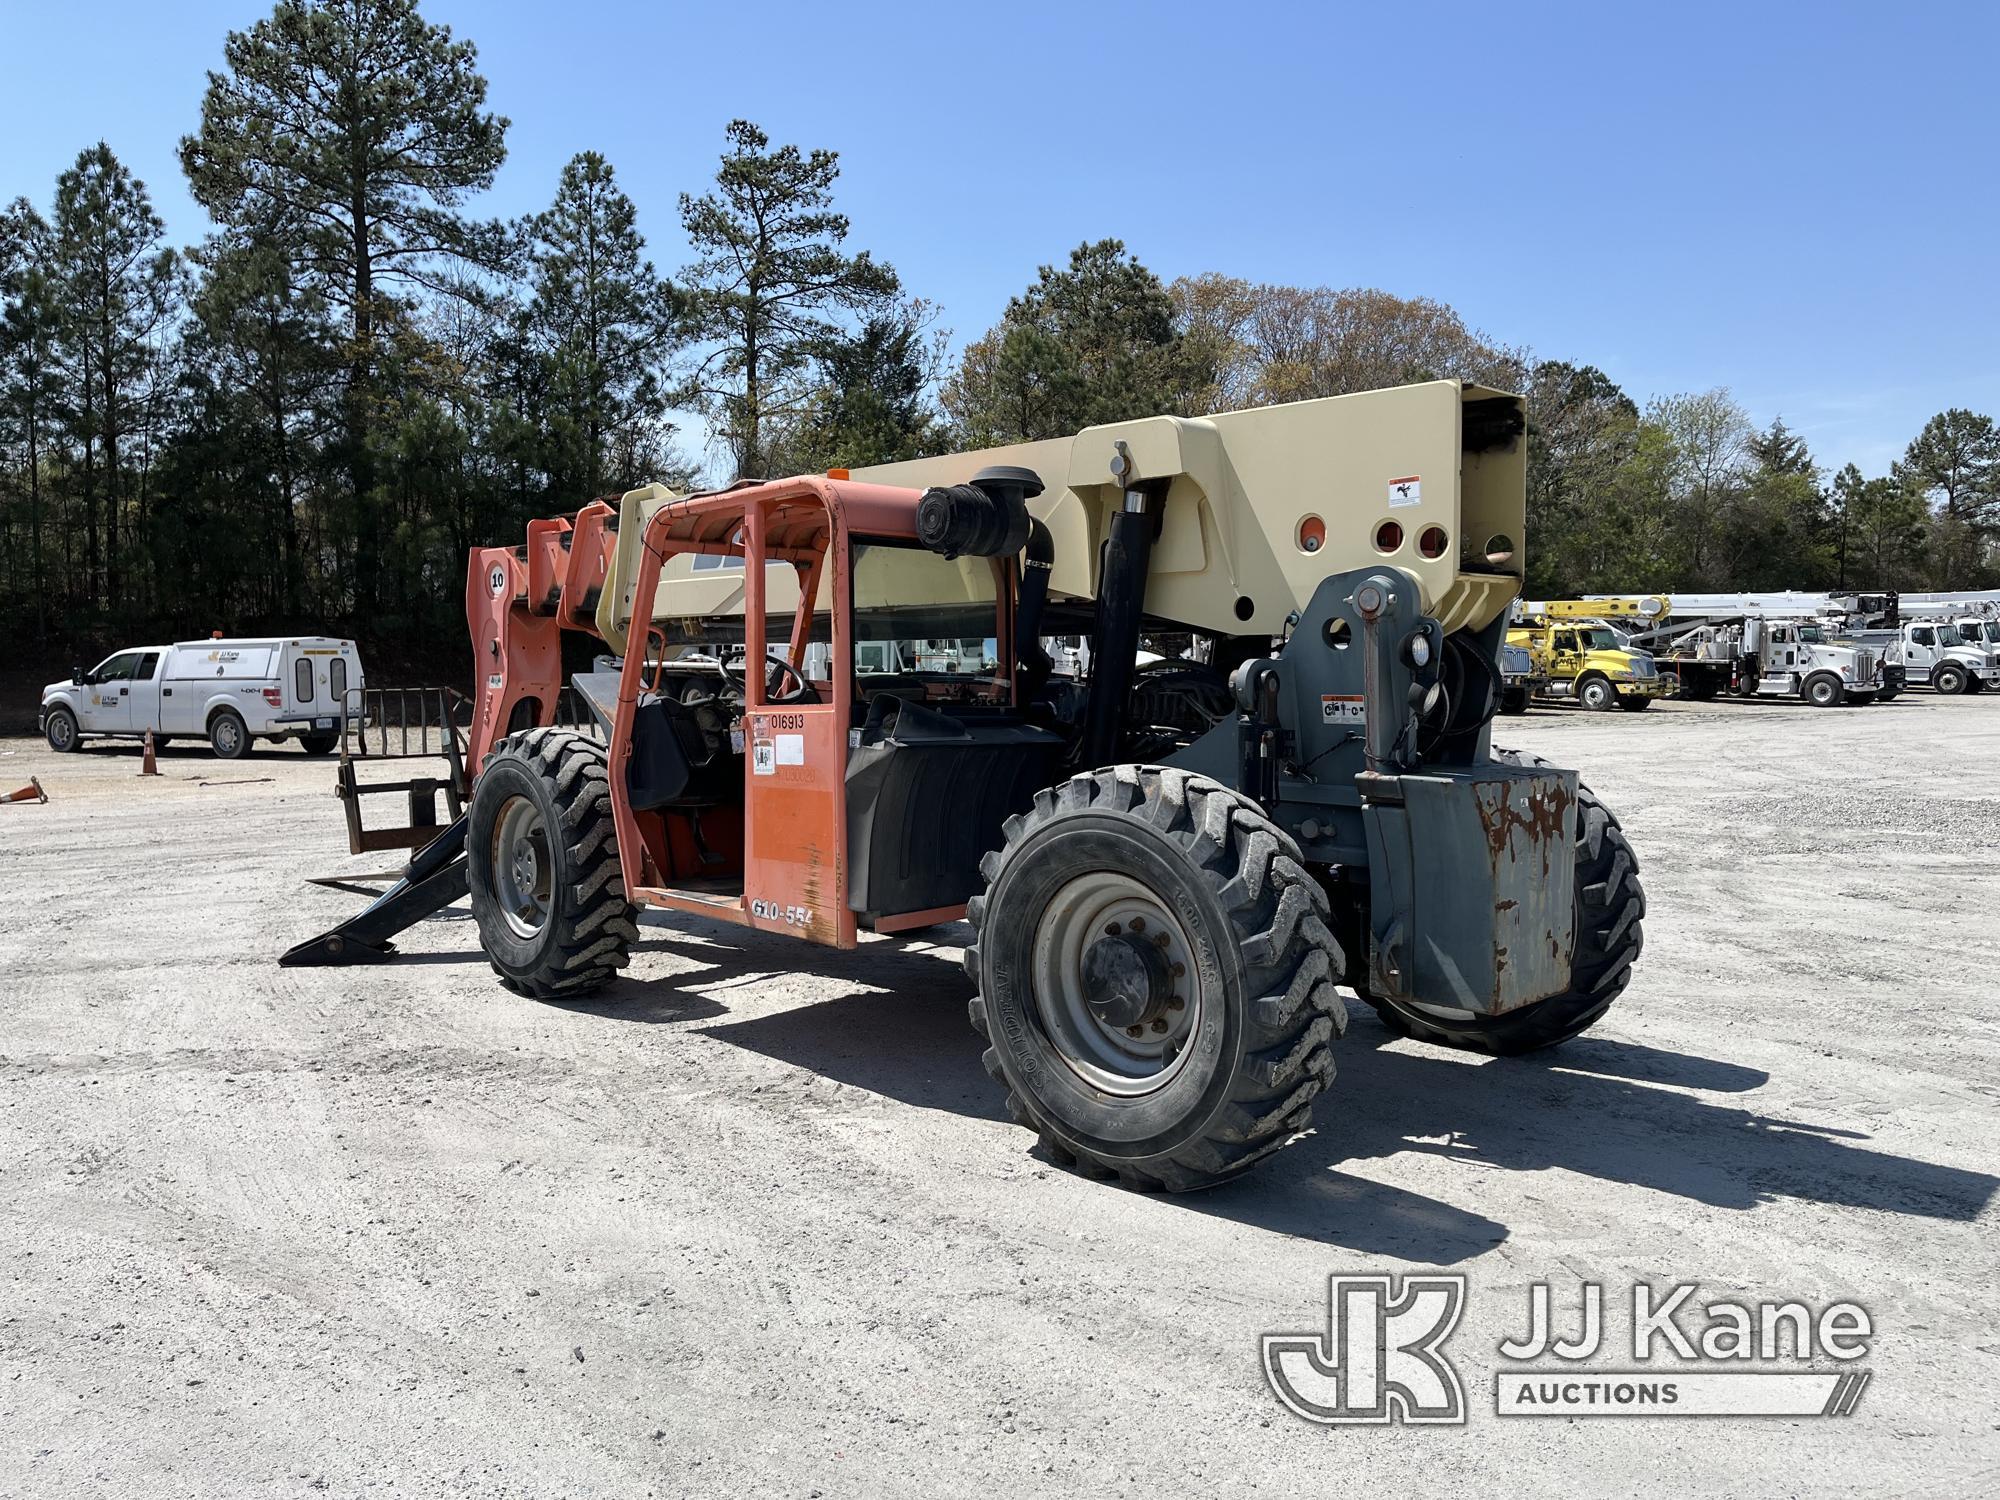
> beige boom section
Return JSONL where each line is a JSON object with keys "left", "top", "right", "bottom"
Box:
{"left": 862, "top": 379, "right": 1525, "bottom": 636}
{"left": 597, "top": 378, "right": 1525, "bottom": 647}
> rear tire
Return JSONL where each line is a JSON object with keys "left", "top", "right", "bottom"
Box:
{"left": 44, "top": 707, "right": 79, "bottom": 753}
{"left": 467, "top": 728, "right": 637, "bottom": 999}
{"left": 1616, "top": 694, "right": 1652, "bottom": 712}
{"left": 209, "top": 710, "right": 250, "bottom": 759}
{"left": 300, "top": 732, "right": 338, "bottom": 756}
{"left": 1577, "top": 675, "right": 1616, "bottom": 711}
{"left": 1499, "top": 685, "right": 1529, "bottom": 715}
{"left": 1369, "top": 749, "right": 1643, "bottom": 1055}
{"left": 967, "top": 766, "right": 1347, "bottom": 1190}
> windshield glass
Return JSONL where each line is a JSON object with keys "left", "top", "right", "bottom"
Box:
{"left": 1797, "top": 624, "right": 1824, "bottom": 642}
{"left": 854, "top": 638, "right": 997, "bottom": 676}
{"left": 1577, "top": 627, "right": 1621, "bottom": 651}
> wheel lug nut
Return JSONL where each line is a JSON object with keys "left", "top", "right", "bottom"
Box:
{"left": 1105, "top": 923, "right": 1121, "bottom": 936}
{"left": 1167, "top": 995, "right": 1185, "bottom": 1011}
{"left": 1154, "top": 933, "right": 1170, "bottom": 948}
{"left": 1171, "top": 962, "right": 1185, "bottom": 978}
{"left": 1125, "top": 1024, "right": 1144, "bottom": 1038}
{"left": 1150, "top": 1018, "right": 1169, "bottom": 1033}
{"left": 1130, "top": 917, "right": 1146, "bottom": 933}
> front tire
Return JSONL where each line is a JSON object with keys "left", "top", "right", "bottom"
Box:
{"left": 1934, "top": 665, "right": 1968, "bottom": 695}
{"left": 44, "top": 707, "right": 79, "bottom": 753}
{"left": 1577, "top": 675, "right": 1616, "bottom": 711}
{"left": 1370, "top": 749, "right": 1644, "bottom": 1055}
{"left": 467, "top": 728, "right": 637, "bottom": 999}
{"left": 209, "top": 710, "right": 250, "bottom": 759}
{"left": 1805, "top": 673, "right": 1844, "bottom": 708}
{"left": 967, "top": 767, "right": 1347, "bottom": 1190}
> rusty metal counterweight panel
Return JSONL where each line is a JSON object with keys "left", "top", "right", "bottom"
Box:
{"left": 1365, "top": 765, "right": 1578, "bottom": 1015}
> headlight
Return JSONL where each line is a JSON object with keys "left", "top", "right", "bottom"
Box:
{"left": 1611, "top": 669, "right": 1633, "bottom": 679}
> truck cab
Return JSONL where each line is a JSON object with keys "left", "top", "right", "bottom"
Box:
{"left": 1861, "top": 621, "right": 2000, "bottom": 694}
{"left": 41, "top": 637, "right": 365, "bottom": 758}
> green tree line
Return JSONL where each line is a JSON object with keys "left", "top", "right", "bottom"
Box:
{"left": 2, "top": 0, "right": 1995, "bottom": 659}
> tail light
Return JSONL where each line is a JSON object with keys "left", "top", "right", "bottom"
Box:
{"left": 262, "top": 687, "right": 283, "bottom": 707}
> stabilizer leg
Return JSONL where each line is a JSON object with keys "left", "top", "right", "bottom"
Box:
{"left": 280, "top": 817, "right": 471, "bottom": 967}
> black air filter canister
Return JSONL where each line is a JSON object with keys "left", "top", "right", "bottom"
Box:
{"left": 915, "top": 465, "right": 1044, "bottom": 559}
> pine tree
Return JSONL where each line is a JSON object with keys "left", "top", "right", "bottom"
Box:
{"left": 945, "top": 240, "right": 1191, "bottom": 445}
{"left": 525, "top": 151, "right": 682, "bottom": 497}
{"left": 0, "top": 201, "right": 64, "bottom": 634}
{"left": 52, "top": 143, "right": 182, "bottom": 612}
{"left": 180, "top": 0, "right": 509, "bottom": 609}
{"left": 679, "top": 121, "right": 899, "bottom": 479}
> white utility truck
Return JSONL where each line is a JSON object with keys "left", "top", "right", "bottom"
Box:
{"left": 1850, "top": 620, "right": 2000, "bottom": 695}
{"left": 40, "top": 637, "right": 365, "bottom": 758}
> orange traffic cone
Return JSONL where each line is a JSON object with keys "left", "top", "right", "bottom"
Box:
{"left": 2, "top": 777, "right": 46, "bottom": 804}
{"left": 140, "top": 731, "right": 160, "bottom": 777}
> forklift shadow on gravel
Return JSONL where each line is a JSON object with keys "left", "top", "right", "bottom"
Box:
{"left": 580, "top": 912, "right": 1998, "bottom": 1249}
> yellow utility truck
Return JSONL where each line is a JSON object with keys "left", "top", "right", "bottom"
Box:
{"left": 1509, "top": 598, "right": 1676, "bottom": 712}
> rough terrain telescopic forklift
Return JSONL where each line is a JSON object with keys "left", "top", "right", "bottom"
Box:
{"left": 284, "top": 380, "right": 1646, "bottom": 1190}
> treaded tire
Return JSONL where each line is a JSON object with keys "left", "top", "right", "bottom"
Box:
{"left": 1934, "top": 665, "right": 1967, "bottom": 695}
{"left": 467, "top": 728, "right": 638, "bottom": 999}
{"left": 965, "top": 765, "right": 1347, "bottom": 1191}
{"left": 1369, "top": 748, "right": 1643, "bottom": 1055}
{"left": 1577, "top": 675, "right": 1615, "bottom": 711}
{"left": 1616, "top": 694, "right": 1653, "bottom": 712}
{"left": 44, "top": 707, "right": 79, "bottom": 753}
{"left": 1805, "top": 673, "right": 1844, "bottom": 708}
{"left": 209, "top": 709, "right": 250, "bottom": 759}
{"left": 300, "top": 732, "right": 339, "bottom": 755}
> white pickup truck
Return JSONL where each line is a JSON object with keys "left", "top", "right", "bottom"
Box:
{"left": 40, "top": 637, "right": 365, "bottom": 758}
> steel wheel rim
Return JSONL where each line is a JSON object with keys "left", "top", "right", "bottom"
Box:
{"left": 492, "top": 795, "right": 554, "bottom": 939}
{"left": 49, "top": 714, "right": 73, "bottom": 750}
{"left": 1583, "top": 681, "right": 1610, "bottom": 709}
{"left": 215, "top": 717, "right": 241, "bottom": 753}
{"left": 1030, "top": 871, "right": 1204, "bottom": 1097}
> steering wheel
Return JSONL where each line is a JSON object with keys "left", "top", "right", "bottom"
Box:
{"left": 722, "top": 650, "right": 816, "bottom": 704}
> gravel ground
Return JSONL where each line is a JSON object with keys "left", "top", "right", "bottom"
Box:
{"left": 2, "top": 695, "right": 1996, "bottom": 1497}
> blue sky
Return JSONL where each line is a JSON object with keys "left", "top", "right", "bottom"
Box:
{"left": 2, "top": 0, "right": 1993, "bottom": 476}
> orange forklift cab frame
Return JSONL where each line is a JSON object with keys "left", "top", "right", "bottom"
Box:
{"left": 606, "top": 474, "right": 1018, "bottom": 951}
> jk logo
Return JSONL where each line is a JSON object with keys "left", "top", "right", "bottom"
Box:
{"left": 1263, "top": 1273, "right": 1467, "bottom": 1425}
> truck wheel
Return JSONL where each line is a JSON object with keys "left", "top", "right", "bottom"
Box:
{"left": 1805, "top": 673, "right": 1844, "bottom": 708}
{"left": 1577, "top": 675, "right": 1616, "bottom": 711}
{"left": 966, "top": 766, "right": 1347, "bottom": 1190}
{"left": 1934, "top": 665, "right": 1967, "bottom": 695}
{"left": 44, "top": 707, "right": 79, "bottom": 753}
{"left": 300, "top": 732, "right": 339, "bottom": 756}
{"left": 1877, "top": 685, "right": 1900, "bottom": 702}
{"left": 1500, "top": 686, "right": 1529, "bottom": 715}
{"left": 1369, "top": 749, "right": 1643, "bottom": 1055}
{"left": 209, "top": 709, "right": 251, "bottom": 759}
{"left": 1615, "top": 695, "right": 1652, "bottom": 712}
{"left": 467, "top": 728, "right": 637, "bottom": 999}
